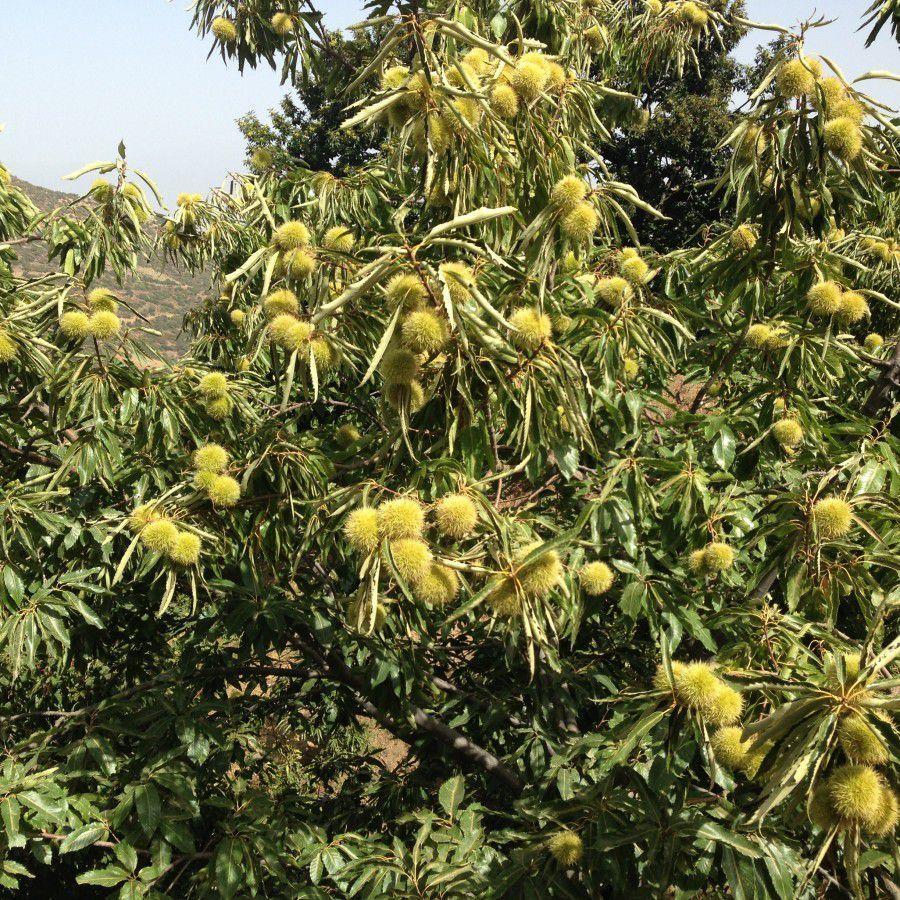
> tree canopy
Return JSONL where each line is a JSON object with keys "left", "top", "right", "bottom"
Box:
{"left": 1, "top": 1, "right": 899, "bottom": 898}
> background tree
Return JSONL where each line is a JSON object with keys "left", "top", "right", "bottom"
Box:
{"left": 603, "top": 0, "right": 749, "bottom": 248}
{"left": 239, "top": 27, "right": 386, "bottom": 175}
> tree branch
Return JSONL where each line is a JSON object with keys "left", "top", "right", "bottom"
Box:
{"left": 289, "top": 632, "right": 525, "bottom": 795}
{"left": 863, "top": 339, "right": 900, "bottom": 418}
{"left": 40, "top": 831, "right": 212, "bottom": 861}
{"left": 0, "top": 439, "right": 56, "bottom": 468}
{"left": 6, "top": 651, "right": 525, "bottom": 797}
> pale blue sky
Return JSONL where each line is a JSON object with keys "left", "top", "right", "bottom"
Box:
{"left": 1, "top": 1, "right": 896, "bottom": 206}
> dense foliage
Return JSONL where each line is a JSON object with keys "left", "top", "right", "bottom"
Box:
{"left": 1, "top": 1, "right": 899, "bottom": 897}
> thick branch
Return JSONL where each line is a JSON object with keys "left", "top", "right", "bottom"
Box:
{"left": 7, "top": 653, "right": 525, "bottom": 797}
{"left": 863, "top": 339, "right": 900, "bottom": 418}
{"left": 0, "top": 439, "right": 56, "bottom": 468}
{"left": 290, "top": 633, "right": 524, "bottom": 795}
{"left": 40, "top": 831, "right": 212, "bottom": 861}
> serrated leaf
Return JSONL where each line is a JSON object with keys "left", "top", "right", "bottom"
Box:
{"left": 438, "top": 775, "right": 465, "bottom": 819}
{"left": 60, "top": 822, "right": 109, "bottom": 854}
{"left": 76, "top": 866, "right": 130, "bottom": 887}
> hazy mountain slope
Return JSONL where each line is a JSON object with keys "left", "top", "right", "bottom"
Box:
{"left": 11, "top": 178, "right": 206, "bottom": 357}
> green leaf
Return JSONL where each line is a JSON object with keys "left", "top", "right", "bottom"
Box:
{"left": 552, "top": 441, "right": 579, "bottom": 481}
{"left": 214, "top": 837, "right": 244, "bottom": 900}
{"left": 712, "top": 426, "right": 736, "bottom": 470}
{"left": 3, "top": 567, "right": 24, "bottom": 604}
{"left": 308, "top": 851, "right": 323, "bottom": 885}
{"left": 438, "top": 775, "right": 465, "bottom": 820}
{"left": 854, "top": 459, "right": 885, "bottom": 495}
{"left": 720, "top": 847, "right": 748, "bottom": 900}
{"left": 619, "top": 581, "right": 646, "bottom": 619}
{"left": 118, "top": 880, "right": 144, "bottom": 900}
{"left": 134, "top": 784, "right": 160, "bottom": 837}
{"left": 424, "top": 206, "right": 517, "bottom": 241}
{"left": 696, "top": 822, "right": 762, "bottom": 858}
{"left": 77, "top": 866, "right": 129, "bottom": 887}
{"left": 17, "top": 790, "right": 66, "bottom": 819}
{"left": 361, "top": 302, "right": 403, "bottom": 385}
{"left": 0, "top": 797, "right": 21, "bottom": 845}
{"left": 63, "top": 160, "right": 114, "bottom": 181}
{"left": 2, "top": 860, "right": 31, "bottom": 878}
{"left": 159, "top": 818, "right": 196, "bottom": 854}
{"left": 73, "top": 598, "right": 103, "bottom": 629}
{"left": 556, "top": 767, "right": 575, "bottom": 800}
{"left": 114, "top": 842, "right": 139, "bottom": 873}
{"left": 60, "top": 822, "right": 109, "bottom": 854}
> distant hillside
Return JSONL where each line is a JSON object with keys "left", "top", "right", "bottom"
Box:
{"left": 11, "top": 178, "right": 207, "bottom": 357}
